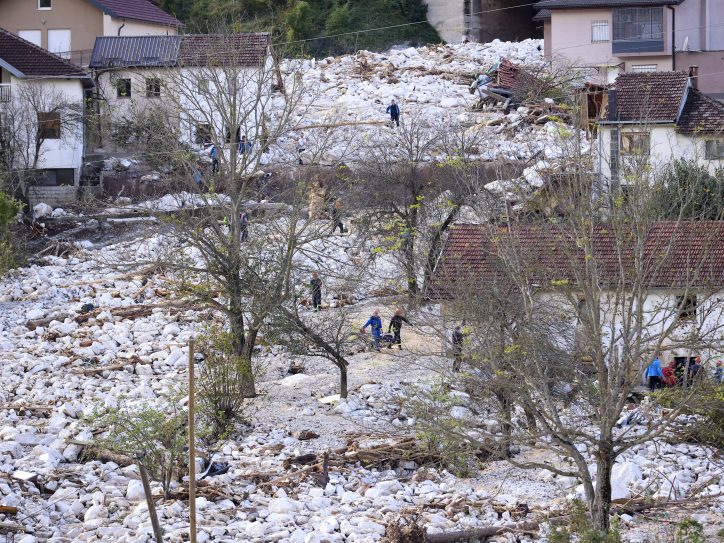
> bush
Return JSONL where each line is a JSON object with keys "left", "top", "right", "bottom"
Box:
{"left": 675, "top": 518, "right": 705, "bottom": 543}
{"left": 652, "top": 160, "right": 724, "bottom": 220}
{"left": 88, "top": 392, "right": 187, "bottom": 499}
{"left": 549, "top": 501, "right": 622, "bottom": 543}
{"left": 0, "top": 191, "right": 21, "bottom": 275}
{"left": 653, "top": 383, "right": 724, "bottom": 448}
{"left": 196, "top": 328, "right": 257, "bottom": 442}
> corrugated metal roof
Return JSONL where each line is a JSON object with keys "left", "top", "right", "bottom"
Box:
{"left": 89, "top": 36, "right": 182, "bottom": 68}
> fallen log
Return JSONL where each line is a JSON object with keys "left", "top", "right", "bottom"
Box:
{"left": 26, "top": 315, "right": 70, "bottom": 331}
{"left": 0, "top": 506, "right": 18, "bottom": 515}
{"left": 74, "top": 442, "right": 134, "bottom": 467}
{"left": 74, "top": 355, "right": 150, "bottom": 375}
{"left": 425, "top": 520, "right": 540, "bottom": 542}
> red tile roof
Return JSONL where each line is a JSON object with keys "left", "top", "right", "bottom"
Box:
{"left": 0, "top": 27, "right": 89, "bottom": 79}
{"left": 428, "top": 222, "right": 724, "bottom": 299}
{"left": 611, "top": 71, "right": 689, "bottom": 123}
{"left": 677, "top": 89, "right": 724, "bottom": 135}
{"left": 89, "top": 0, "right": 183, "bottom": 27}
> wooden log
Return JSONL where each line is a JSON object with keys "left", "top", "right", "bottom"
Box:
{"left": 0, "top": 505, "right": 19, "bottom": 515}
{"left": 425, "top": 520, "right": 540, "bottom": 542}
{"left": 26, "top": 315, "right": 70, "bottom": 331}
{"left": 0, "top": 521, "right": 27, "bottom": 533}
{"left": 75, "top": 443, "right": 134, "bottom": 467}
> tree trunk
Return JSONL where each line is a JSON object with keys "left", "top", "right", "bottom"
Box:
{"left": 591, "top": 450, "right": 614, "bottom": 532}
{"left": 339, "top": 365, "right": 348, "bottom": 399}
{"left": 494, "top": 390, "right": 512, "bottom": 459}
{"left": 422, "top": 206, "right": 460, "bottom": 293}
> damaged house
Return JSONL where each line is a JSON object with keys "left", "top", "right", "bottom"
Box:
{"left": 598, "top": 70, "right": 724, "bottom": 184}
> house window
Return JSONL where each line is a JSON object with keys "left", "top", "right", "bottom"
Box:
{"left": 197, "top": 79, "right": 209, "bottom": 94}
{"left": 676, "top": 294, "right": 697, "bottom": 320}
{"left": 195, "top": 123, "right": 212, "bottom": 145}
{"left": 612, "top": 7, "right": 664, "bottom": 53}
{"left": 620, "top": 132, "right": 649, "bottom": 155}
{"left": 630, "top": 64, "right": 657, "bottom": 73}
{"left": 38, "top": 0, "right": 52, "bottom": 9}
{"left": 116, "top": 78, "right": 132, "bottom": 98}
{"left": 704, "top": 139, "right": 724, "bottom": 160}
{"left": 591, "top": 20, "right": 610, "bottom": 42}
{"left": 37, "top": 112, "right": 61, "bottom": 139}
{"left": 145, "top": 78, "right": 162, "bottom": 98}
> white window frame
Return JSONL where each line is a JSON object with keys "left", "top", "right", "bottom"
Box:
{"left": 630, "top": 64, "right": 657, "bottom": 73}
{"left": 38, "top": 0, "right": 52, "bottom": 10}
{"left": 591, "top": 20, "right": 610, "bottom": 43}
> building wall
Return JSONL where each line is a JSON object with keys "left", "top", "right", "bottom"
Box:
{"left": 543, "top": 20, "right": 551, "bottom": 60}
{"left": 0, "top": 0, "right": 102, "bottom": 51}
{"left": 676, "top": 50, "right": 724, "bottom": 94}
{"left": 7, "top": 76, "right": 86, "bottom": 184}
{"left": 598, "top": 124, "right": 724, "bottom": 180}
{"left": 102, "top": 14, "right": 178, "bottom": 38}
{"left": 550, "top": 9, "right": 614, "bottom": 65}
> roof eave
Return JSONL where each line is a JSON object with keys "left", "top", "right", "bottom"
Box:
{"left": 0, "top": 58, "right": 24, "bottom": 78}
{"left": 87, "top": 0, "right": 183, "bottom": 27}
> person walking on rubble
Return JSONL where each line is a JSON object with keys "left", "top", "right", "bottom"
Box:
{"left": 388, "top": 308, "right": 412, "bottom": 350}
{"left": 331, "top": 198, "right": 345, "bottom": 235}
{"left": 310, "top": 272, "right": 323, "bottom": 311}
{"left": 362, "top": 310, "right": 384, "bottom": 352}
{"left": 239, "top": 209, "right": 251, "bottom": 242}
{"left": 644, "top": 356, "right": 664, "bottom": 391}
{"left": 386, "top": 99, "right": 400, "bottom": 127}
{"left": 452, "top": 324, "right": 465, "bottom": 372}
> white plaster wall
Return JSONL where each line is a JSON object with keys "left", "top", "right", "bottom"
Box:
{"left": 102, "top": 14, "right": 177, "bottom": 37}
{"left": 9, "top": 76, "right": 85, "bottom": 182}
{"left": 597, "top": 125, "right": 724, "bottom": 180}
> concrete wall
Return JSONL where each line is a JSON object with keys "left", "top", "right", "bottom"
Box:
{"left": 0, "top": 0, "right": 102, "bottom": 51}
{"left": 550, "top": 9, "right": 614, "bottom": 66}
{"left": 102, "top": 14, "right": 178, "bottom": 38}
{"left": 27, "top": 185, "right": 78, "bottom": 207}
{"left": 598, "top": 124, "right": 724, "bottom": 180}
{"left": 543, "top": 20, "right": 551, "bottom": 60}
{"left": 424, "top": 0, "right": 536, "bottom": 43}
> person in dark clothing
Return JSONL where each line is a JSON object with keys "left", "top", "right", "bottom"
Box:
{"left": 452, "top": 325, "right": 464, "bottom": 372}
{"left": 310, "top": 272, "right": 322, "bottom": 311}
{"left": 388, "top": 308, "right": 411, "bottom": 350}
{"left": 386, "top": 99, "right": 400, "bottom": 127}
{"left": 331, "top": 199, "right": 344, "bottom": 235}
{"left": 362, "top": 310, "right": 383, "bottom": 352}
{"left": 239, "top": 135, "right": 252, "bottom": 155}
{"left": 239, "top": 209, "right": 251, "bottom": 242}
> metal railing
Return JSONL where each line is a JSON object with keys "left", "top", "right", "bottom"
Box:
{"left": 55, "top": 49, "right": 93, "bottom": 67}
{"left": 0, "top": 84, "right": 10, "bottom": 103}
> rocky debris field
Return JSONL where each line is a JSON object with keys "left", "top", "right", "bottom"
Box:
{"left": 1, "top": 216, "right": 723, "bottom": 543}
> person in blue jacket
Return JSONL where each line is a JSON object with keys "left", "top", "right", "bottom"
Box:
{"left": 644, "top": 356, "right": 664, "bottom": 391}
{"left": 386, "top": 99, "right": 400, "bottom": 127}
{"left": 210, "top": 145, "right": 219, "bottom": 173}
{"left": 362, "top": 310, "right": 383, "bottom": 352}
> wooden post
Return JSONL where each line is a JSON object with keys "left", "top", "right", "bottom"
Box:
{"left": 138, "top": 461, "right": 163, "bottom": 543}
{"left": 188, "top": 340, "right": 197, "bottom": 543}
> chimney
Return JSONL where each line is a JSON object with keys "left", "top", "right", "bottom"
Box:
{"left": 688, "top": 65, "right": 699, "bottom": 90}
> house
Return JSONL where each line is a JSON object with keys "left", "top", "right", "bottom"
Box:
{"left": 88, "top": 33, "right": 271, "bottom": 150}
{"left": 597, "top": 71, "right": 724, "bottom": 183}
{"left": 534, "top": 0, "right": 724, "bottom": 95}
{"left": 427, "top": 222, "right": 724, "bottom": 362}
{"left": 0, "top": 0, "right": 182, "bottom": 65}
{"left": 424, "top": 0, "right": 539, "bottom": 43}
{"left": 0, "top": 27, "right": 93, "bottom": 206}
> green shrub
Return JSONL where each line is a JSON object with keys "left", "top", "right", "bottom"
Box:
{"left": 0, "top": 191, "right": 21, "bottom": 275}
{"left": 87, "top": 392, "right": 187, "bottom": 499}
{"left": 549, "top": 501, "right": 622, "bottom": 543}
{"left": 675, "top": 518, "right": 705, "bottom": 543}
{"left": 653, "top": 384, "right": 724, "bottom": 448}
{"left": 652, "top": 160, "right": 724, "bottom": 220}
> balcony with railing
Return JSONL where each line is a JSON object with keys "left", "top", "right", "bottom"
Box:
{"left": 55, "top": 49, "right": 93, "bottom": 67}
{"left": 0, "top": 84, "right": 10, "bottom": 103}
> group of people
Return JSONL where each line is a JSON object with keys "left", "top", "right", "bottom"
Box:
{"left": 644, "top": 355, "right": 722, "bottom": 391}
{"left": 362, "top": 309, "right": 413, "bottom": 351}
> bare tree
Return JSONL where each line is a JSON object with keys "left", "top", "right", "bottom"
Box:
{"left": 425, "top": 134, "right": 724, "bottom": 532}
{"left": 0, "top": 81, "right": 82, "bottom": 197}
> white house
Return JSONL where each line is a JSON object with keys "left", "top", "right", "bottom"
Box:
{"left": 88, "top": 33, "right": 272, "bottom": 152}
{"left": 597, "top": 71, "right": 724, "bottom": 183}
{"left": 428, "top": 222, "right": 724, "bottom": 366}
{"left": 0, "top": 27, "right": 93, "bottom": 206}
